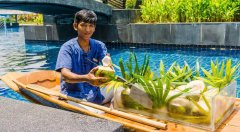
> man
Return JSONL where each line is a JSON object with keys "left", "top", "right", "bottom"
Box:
{"left": 56, "top": 9, "right": 109, "bottom": 104}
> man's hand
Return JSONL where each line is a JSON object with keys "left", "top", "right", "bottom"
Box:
{"left": 87, "top": 67, "right": 109, "bottom": 86}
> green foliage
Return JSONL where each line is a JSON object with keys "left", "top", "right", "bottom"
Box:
{"left": 100, "top": 52, "right": 154, "bottom": 93}
{"left": 196, "top": 59, "right": 240, "bottom": 91}
{"left": 17, "top": 14, "right": 43, "bottom": 25}
{"left": 133, "top": 74, "right": 190, "bottom": 108}
{"left": 125, "top": 0, "right": 137, "bottom": 9}
{"left": 101, "top": 52, "right": 239, "bottom": 111}
{"left": 140, "top": 0, "right": 240, "bottom": 23}
{"left": 159, "top": 61, "right": 199, "bottom": 87}
{"left": 119, "top": 53, "right": 154, "bottom": 82}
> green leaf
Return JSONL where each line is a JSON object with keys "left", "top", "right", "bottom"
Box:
{"left": 142, "top": 55, "right": 150, "bottom": 76}
{"left": 126, "top": 54, "right": 133, "bottom": 78}
{"left": 196, "top": 77, "right": 218, "bottom": 88}
{"left": 140, "top": 54, "right": 147, "bottom": 73}
{"left": 171, "top": 70, "right": 192, "bottom": 82}
{"left": 201, "top": 68, "right": 216, "bottom": 81}
{"left": 202, "top": 94, "right": 211, "bottom": 110}
{"left": 195, "top": 59, "right": 200, "bottom": 77}
{"left": 162, "top": 79, "right": 171, "bottom": 102}
{"left": 133, "top": 53, "right": 140, "bottom": 74}
{"left": 157, "top": 78, "right": 163, "bottom": 102}
{"left": 219, "top": 61, "right": 225, "bottom": 78}
{"left": 211, "top": 60, "right": 217, "bottom": 76}
{"left": 166, "top": 88, "right": 190, "bottom": 103}
{"left": 168, "top": 62, "right": 176, "bottom": 72}
{"left": 190, "top": 98, "right": 209, "bottom": 116}
{"left": 159, "top": 60, "right": 165, "bottom": 78}
{"left": 225, "top": 59, "right": 232, "bottom": 80}
{"left": 106, "top": 81, "right": 117, "bottom": 94}
{"left": 119, "top": 58, "right": 126, "bottom": 79}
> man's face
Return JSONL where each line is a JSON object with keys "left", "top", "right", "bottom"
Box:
{"left": 73, "top": 22, "right": 95, "bottom": 41}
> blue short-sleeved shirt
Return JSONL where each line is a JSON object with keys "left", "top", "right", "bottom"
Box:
{"left": 55, "top": 38, "right": 107, "bottom": 104}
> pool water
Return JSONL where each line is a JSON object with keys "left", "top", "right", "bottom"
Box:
{"left": 0, "top": 88, "right": 29, "bottom": 102}
{"left": 0, "top": 29, "right": 239, "bottom": 101}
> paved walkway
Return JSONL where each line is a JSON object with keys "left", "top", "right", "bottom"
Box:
{"left": 0, "top": 97, "right": 123, "bottom": 132}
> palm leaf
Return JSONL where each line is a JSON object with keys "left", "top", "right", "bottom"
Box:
{"left": 219, "top": 61, "right": 225, "bottom": 78}
{"left": 195, "top": 60, "right": 200, "bottom": 77}
{"left": 119, "top": 58, "right": 126, "bottom": 79}
{"left": 126, "top": 54, "right": 133, "bottom": 77}
{"left": 142, "top": 55, "right": 150, "bottom": 76}
{"left": 133, "top": 53, "right": 140, "bottom": 74}
{"left": 162, "top": 79, "right": 171, "bottom": 102}
{"left": 225, "top": 59, "right": 232, "bottom": 80}
{"left": 140, "top": 54, "right": 147, "bottom": 73}
{"left": 190, "top": 98, "right": 209, "bottom": 116}
{"left": 159, "top": 60, "right": 165, "bottom": 78}
{"left": 157, "top": 78, "right": 163, "bottom": 102}
{"left": 196, "top": 77, "right": 219, "bottom": 88}
{"left": 106, "top": 81, "right": 117, "bottom": 94}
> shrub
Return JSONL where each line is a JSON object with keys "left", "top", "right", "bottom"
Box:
{"left": 140, "top": 0, "right": 240, "bottom": 23}
{"left": 126, "top": 0, "right": 137, "bottom": 9}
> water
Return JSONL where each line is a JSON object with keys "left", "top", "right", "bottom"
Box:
{"left": 0, "top": 28, "right": 239, "bottom": 101}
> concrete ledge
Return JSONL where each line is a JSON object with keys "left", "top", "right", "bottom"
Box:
{"left": 0, "top": 97, "right": 123, "bottom": 132}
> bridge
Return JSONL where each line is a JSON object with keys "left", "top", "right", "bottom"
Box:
{"left": 0, "top": 0, "right": 114, "bottom": 41}
{"left": 0, "top": 0, "right": 112, "bottom": 16}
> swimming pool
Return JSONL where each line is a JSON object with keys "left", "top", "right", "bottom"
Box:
{"left": 0, "top": 30, "right": 239, "bottom": 101}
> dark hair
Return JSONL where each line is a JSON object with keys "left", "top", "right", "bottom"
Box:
{"left": 74, "top": 9, "right": 97, "bottom": 25}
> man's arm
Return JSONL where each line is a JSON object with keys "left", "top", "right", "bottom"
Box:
{"left": 61, "top": 67, "right": 108, "bottom": 86}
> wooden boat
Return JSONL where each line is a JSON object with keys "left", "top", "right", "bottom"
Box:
{"left": 1, "top": 70, "right": 240, "bottom": 132}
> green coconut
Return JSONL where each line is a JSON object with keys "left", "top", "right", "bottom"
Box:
{"left": 121, "top": 88, "right": 146, "bottom": 110}
{"left": 167, "top": 97, "right": 191, "bottom": 115}
{"left": 189, "top": 100, "right": 209, "bottom": 116}
{"left": 95, "top": 66, "right": 115, "bottom": 78}
{"left": 185, "top": 94, "right": 200, "bottom": 102}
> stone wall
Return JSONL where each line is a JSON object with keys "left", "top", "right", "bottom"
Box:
{"left": 23, "top": 9, "right": 240, "bottom": 47}
{"left": 94, "top": 23, "right": 240, "bottom": 47}
{"left": 23, "top": 24, "right": 76, "bottom": 41}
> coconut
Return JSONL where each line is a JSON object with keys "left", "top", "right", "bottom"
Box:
{"left": 113, "top": 87, "right": 145, "bottom": 110}
{"left": 102, "top": 55, "right": 112, "bottom": 67}
{"left": 189, "top": 100, "right": 209, "bottom": 116}
{"left": 94, "top": 55, "right": 115, "bottom": 77}
{"left": 176, "top": 80, "right": 205, "bottom": 101}
{"left": 187, "top": 80, "right": 205, "bottom": 93}
{"left": 167, "top": 97, "right": 191, "bottom": 115}
{"left": 95, "top": 66, "right": 115, "bottom": 78}
{"left": 113, "top": 87, "right": 125, "bottom": 108}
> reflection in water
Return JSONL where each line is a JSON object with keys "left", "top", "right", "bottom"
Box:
{"left": 0, "top": 40, "right": 61, "bottom": 75}
{"left": 0, "top": 28, "right": 61, "bottom": 101}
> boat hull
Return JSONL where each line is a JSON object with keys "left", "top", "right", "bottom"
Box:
{"left": 20, "top": 88, "right": 64, "bottom": 110}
